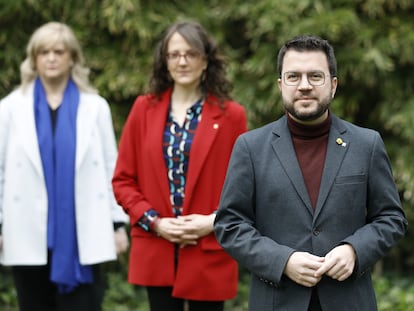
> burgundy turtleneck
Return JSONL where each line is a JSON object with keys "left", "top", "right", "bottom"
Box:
{"left": 287, "top": 112, "right": 331, "bottom": 210}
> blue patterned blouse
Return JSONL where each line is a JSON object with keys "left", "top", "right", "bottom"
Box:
{"left": 138, "top": 99, "right": 203, "bottom": 232}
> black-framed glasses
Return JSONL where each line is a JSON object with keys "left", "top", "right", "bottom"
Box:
{"left": 283, "top": 70, "right": 328, "bottom": 86}
{"left": 166, "top": 50, "right": 202, "bottom": 63}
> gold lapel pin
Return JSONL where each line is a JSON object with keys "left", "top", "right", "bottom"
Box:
{"left": 336, "top": 138, "right": 346, "bottom": 147}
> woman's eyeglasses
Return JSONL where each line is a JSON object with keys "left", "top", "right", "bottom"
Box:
{"left": 166, "top": 50, "right": 202, "bottom": 63}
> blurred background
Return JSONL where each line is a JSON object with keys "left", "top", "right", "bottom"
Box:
{"left": 1, "top": 0, "right": 414, "bottom": 310}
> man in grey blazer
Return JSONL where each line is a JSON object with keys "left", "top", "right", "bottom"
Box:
{"left": 214, "top": 35, "right": 407, "bottom": 310}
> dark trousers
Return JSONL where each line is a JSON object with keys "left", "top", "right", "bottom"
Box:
{"left": 308, "top": 288, "right": 323, "bottom": 311}
{"left": 12, "top": 264, "right": 104, "bottom": 311}
{"left": 146, "top": 286, "right": 224, "bottom": 311}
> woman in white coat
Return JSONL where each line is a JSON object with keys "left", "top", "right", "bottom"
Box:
{"left": 0, "top": 22, "right": 129, "bottom": 311}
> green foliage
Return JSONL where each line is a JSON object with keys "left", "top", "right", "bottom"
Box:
{"left": 374, "top": 274, "right": 414, "bottom": 311}
{"left": 91, "top": 268, "right": 414, "bottom": 311}
{"left": 0, "top": 267, "right": 17, "bottom": 310}
{"left": 102, "top": 273, "right": 148, "bottom": 311}
{"left": 1, "top": 0, "right": 414, "bottom": 281}
{"left": 2, "top": 265, "right": 414, "bottom": 310}
{"left": 101, "top": 252, "right": 148, "bottom": 311}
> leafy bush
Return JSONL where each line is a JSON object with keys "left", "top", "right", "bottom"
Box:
{"left": 103, "top": 272, "right": 148, "bottom": 311}
{"left": 2, "top": 265, "right": 414, "bottom": 311}
{"left": 374, "top": 274, "right": 414, "bottom": 311}
{"left": 0, "top": 267, "right": 17, "bottom": 310}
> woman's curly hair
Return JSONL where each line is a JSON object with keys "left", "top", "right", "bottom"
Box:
{"left": 149, "top": 20, "right": 233, "bottom": 106}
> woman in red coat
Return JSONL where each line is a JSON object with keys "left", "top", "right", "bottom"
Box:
{"left": 112, "top": 21, "right": 248, "bottom": 311}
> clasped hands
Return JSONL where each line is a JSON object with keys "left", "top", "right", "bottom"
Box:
{"left": 154, "top": 214, "right": 215, "bottom": 247}
{"left": 284, "top": 244, "right": 356, "bottom": 287}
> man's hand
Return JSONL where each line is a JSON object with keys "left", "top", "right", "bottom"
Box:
{"left": 284, "top": 252, "right": 325, "bottom": 287}
{"left": 314, "top": 244, "right": 356, "bottom": 281}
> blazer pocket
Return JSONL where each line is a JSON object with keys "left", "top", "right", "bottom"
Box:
{"left": 335, "top": 174, "right": 366, "bottom": 184}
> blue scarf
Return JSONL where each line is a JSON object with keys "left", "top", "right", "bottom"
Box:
{"left": 34, "top": 77, "right": 93, "bottom": 293}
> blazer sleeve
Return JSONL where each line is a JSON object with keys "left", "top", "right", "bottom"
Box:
{"left": 214, "top": 134, "right": 295, "bottom": 284}
{"left": 112, "top": 96, "right": 154, "bottom": 226}
{"left": 342, "top": 131, "right": 407, "bottom": 274}
{"left": 0, "top": 98, "right": 9, "bottom": 225}
{"left": 96, "top": 97, "right": 129, "bottom": 224}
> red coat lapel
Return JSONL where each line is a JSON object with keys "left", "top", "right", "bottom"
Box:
{"left": 145, "top": 91, "right": 225, "bottom": 214}
{"left": 184, "top": 95, "right": 223, "bottom": 211}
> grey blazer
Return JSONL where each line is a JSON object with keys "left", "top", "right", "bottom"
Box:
{"left": 214, "top": 114, "right": 407, "bottom": 311}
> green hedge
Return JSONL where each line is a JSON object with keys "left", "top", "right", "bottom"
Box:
{"left": 1, "top": 263, "right": 414, "bottom": 311}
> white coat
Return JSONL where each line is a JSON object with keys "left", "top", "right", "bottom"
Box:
{"left": 0, "top": 82, "right": 128, "bottom": 265}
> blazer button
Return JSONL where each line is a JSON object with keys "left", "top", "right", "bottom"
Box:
{"left": 313, "top": 228, "right": 320, "bottom": 236}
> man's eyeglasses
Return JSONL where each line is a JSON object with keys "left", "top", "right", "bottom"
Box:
{"left": 166, "top": 50, "right": 202, "bottom": 63}
{"left": 283, "top": 70, "right": 328, "bottom": 86}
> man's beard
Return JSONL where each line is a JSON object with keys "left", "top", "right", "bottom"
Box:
{"left": 282, "top": 92, "right": 332, "bottom": 122}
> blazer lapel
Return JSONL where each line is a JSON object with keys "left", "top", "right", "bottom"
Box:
{"left": 184, "top": 97, "right": 222, "bottom": 211}
{"left": 314, "top": 115, "right": 348, "bottom": 219}
{"left": 271, "top": 116, "right": 313, "bottom": 213}
{"left": 17, "top": 86, "right": 44, "bottom": 177}
{"left": 76, "top": 95, "right": 97, "bottom": 170}
{"left": 147, "top": 92, "right": 172, "bottom": 209}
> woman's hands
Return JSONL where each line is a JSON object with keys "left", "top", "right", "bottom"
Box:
{"left": 155, "top": 213, "right": 216, "bottom": 247}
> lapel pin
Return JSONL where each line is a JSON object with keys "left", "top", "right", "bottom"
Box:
{"left": 336, "top": 138, "right": 346, "bottom": 147}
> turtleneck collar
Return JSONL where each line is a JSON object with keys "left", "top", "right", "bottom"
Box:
{"left": 287, "top": 111, "right": 331, "bottom": 139}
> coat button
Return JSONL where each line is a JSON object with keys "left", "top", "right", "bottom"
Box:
{"left": 313, "top": 228, "right": 320, "bottom": 236}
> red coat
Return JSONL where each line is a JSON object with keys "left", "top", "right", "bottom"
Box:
{"left": 112, "top": 88, "right": 248, "bottom": 300}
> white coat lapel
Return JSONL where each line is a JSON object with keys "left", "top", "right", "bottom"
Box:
{"left": 17, "top": 87, "right": 44, "bottom": 177}
{"left": 76, "top": 94, "right": 97, "bottom": 170}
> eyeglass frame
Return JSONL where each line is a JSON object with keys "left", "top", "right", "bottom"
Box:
{"left": 166, "top": 50, "right": 203, "bottom": 63}
{"left": 282, "top": 70, "right": 330, "bottom": 86}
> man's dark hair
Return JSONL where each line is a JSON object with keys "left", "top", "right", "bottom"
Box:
{"left": 277, "top": 35, "right": 337, "bottom": 78}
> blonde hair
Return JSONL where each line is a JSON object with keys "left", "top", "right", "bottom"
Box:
{"left": 19, "top": 21, "right": 97, "bottom": 93}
